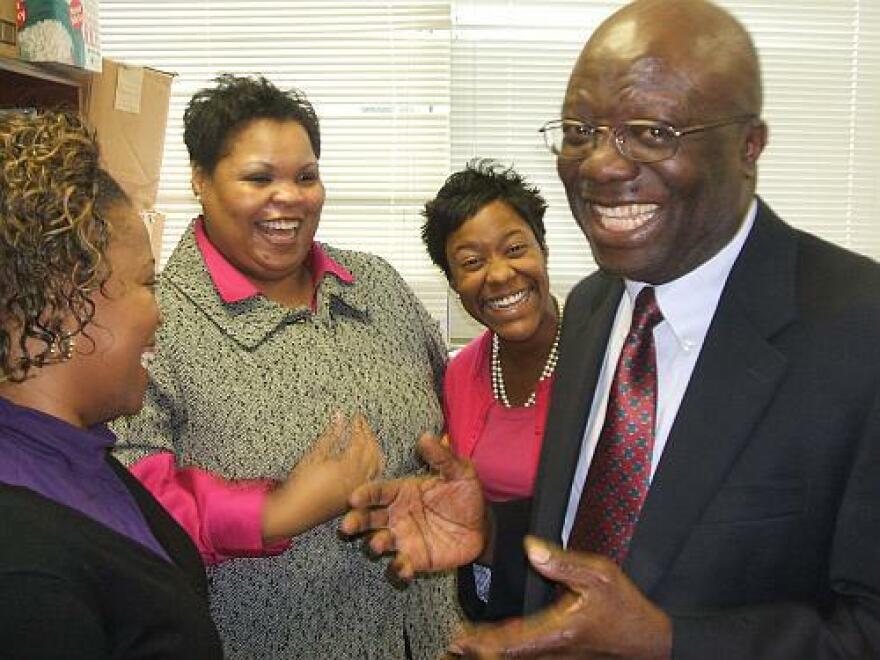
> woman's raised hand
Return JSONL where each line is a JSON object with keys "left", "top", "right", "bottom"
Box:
{"left": 262, "top": 413, "right": 383, "bottom": 543}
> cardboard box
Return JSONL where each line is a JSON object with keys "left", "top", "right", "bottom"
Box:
{"left": 17, "top": 0, "right": 100, "bottom": 71}
{"left": 83, "top": 57, "right": 175, "bottom": 211}
{"left": 0, "top": 0, "right": 17, "bottom": 58}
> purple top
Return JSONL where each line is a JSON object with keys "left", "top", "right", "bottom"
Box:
{"left": 0, "top": 396, "right": 170, "bottom": 562}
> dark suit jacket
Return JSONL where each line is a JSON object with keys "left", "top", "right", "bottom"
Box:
{"left": 499, "top": 200, "right": 880, "bottom": 658}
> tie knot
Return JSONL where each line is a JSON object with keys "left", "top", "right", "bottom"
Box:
{"left": 631, "top": 287, "right": 663, "bottom": 334}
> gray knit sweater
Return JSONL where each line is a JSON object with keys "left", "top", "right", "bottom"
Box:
{"left": 112, "top": 224, "right": 459, "bottom": 659}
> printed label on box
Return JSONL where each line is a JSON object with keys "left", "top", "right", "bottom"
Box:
{"left": 114, "top": 64, "right": 143, "bottom": 114}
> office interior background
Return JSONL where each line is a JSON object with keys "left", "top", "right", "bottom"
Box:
{"left": 99, "top": 0, "right": 880, "bottom": 344}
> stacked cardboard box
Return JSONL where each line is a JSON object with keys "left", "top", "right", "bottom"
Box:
{"left": 84, "top": 58, "right": 174, "bottom": 212}
{"left": 83, "top": 58, "right": 174, "bottom": 261}
{"left": 0, "top": 0, "right": 16, "bottom": 58}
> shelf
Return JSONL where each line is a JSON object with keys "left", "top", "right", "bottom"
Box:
{"left": 0, "top": 55, "right": 90, "bottom": 109}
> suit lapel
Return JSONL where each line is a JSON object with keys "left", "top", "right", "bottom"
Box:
{"left": 524, "top": 273, "right": 622, "bottom": 611}
{"left": 625, "top": 200, "right": 799, "bottom": 594}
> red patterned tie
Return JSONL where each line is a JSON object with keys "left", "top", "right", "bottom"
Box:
{"left": 568, "top": 286, "right": 664, "bottom": 563}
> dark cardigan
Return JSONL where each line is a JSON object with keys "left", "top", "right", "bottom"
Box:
{"left": 0, "top": 454, "right": 222, "bottom": 659}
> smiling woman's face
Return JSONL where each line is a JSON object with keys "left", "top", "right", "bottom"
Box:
{"left": 193, "top": 118, "right": 326, "bottom": 291}
{"left": 446, "top": 200, "right": 553, "bottom": 343}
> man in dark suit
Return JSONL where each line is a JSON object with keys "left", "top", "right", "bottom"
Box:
{"left": 343, "top": 0, "right": 880, "bottom": 657}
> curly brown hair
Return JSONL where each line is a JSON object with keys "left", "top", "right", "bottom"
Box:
{"left": 0, "top": 111, "right": 129, "bottom": 382}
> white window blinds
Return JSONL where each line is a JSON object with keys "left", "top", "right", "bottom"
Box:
{"left": 100, "top": 1, "right": 453, "bottom": 331}
{"left": 100, "top": 1, "right": 880, "bottom": 344}
{"left": 447, "top": 0, "right": 880, "bottom": 342}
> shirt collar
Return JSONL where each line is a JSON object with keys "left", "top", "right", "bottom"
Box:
{"left": 194, "top": 216, "right": 354, "bottom": 304}
{"left": 0, "top": 396, "right": 116, "bottom": 472}
{"left": 625, "top": 197, "right": 758, "bottom": 351}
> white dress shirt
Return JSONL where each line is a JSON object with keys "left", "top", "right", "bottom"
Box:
{"left": 562, "top": 199, "right": 758, "bottom": 545}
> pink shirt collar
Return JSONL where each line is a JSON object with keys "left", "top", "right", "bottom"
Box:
{"left": 194, "top": 216, "right": 354, "bottom": 304}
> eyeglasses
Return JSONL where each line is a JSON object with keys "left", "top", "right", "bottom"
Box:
{"left": 538, "top": 115, "right": 756, "bottom": 164}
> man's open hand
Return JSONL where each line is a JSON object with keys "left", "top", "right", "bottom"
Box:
{"left": 340, "top": 433, "right": 487, "bottom": 581}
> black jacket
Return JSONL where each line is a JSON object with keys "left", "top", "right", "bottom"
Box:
{"left": 0, "top": 454, "right": 223, "bottom": 659}
{"left": 492, "top": 200, "right": 880, "bottom": 658}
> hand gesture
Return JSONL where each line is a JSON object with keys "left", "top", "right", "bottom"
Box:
{"left": 263, "top": 413, "right": 383, "bottom": 542}
{"left": 340, "top": 433, "right": 486, "bottom": 581}
{"left": 294, "top": 412, "right": 383, "bottom": 491}
{"left": 449, "top": 537, "right": 672, "bottom": 659}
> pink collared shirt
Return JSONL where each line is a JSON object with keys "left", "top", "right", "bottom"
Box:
{"left": 132, "top": 220, "right": 355, "bottom": 565}
{"left": 194, "top": 216, "right": 353, "bottom": 307}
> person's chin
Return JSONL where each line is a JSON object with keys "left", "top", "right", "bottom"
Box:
{"left": 487, "top": 309, "right": 543, "bottom": 343}
{"left": 594, "top": 247, "right": 672, "bottom": 283}
{"left": 253, "top": 247, "right": 311, "bottom": 275}
{"left": 128, "top": 372, "right": 150, "bottom": 410}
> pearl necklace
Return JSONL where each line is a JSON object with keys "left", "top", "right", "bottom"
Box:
{"left": 490, "top": 303, "right": 562, "bottom": 409}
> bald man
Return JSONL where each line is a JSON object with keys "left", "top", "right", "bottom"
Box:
{"left": 344, "top": 1, "right": 880, "bottom": 657}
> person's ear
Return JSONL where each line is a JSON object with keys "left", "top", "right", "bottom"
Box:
{"left": 741, "top": 119, "right": 768, "bottom": 177}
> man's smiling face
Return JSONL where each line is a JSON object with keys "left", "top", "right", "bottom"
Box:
{"left": 556, "top": 8, "right": 765, "bottom": 284}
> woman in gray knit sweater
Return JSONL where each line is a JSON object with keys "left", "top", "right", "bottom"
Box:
{"left": 111, "top": 75, "right": 459, "bottom": 659}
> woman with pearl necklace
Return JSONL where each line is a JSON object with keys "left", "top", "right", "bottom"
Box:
{"left": 421, "top": 159, "right": 560, "bottom": 622}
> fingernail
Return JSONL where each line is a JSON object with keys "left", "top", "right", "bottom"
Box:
{"left": 527, "top": 540, "right": 551, "bottom": 564}
{"left": 448, "top": 642, "right": 464, "bottom": 655}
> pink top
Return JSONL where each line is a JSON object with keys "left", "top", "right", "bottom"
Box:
{"left": 131, "top": 220, "right": 355, "bottom": 564}
{"left": 443, "top": 329, "right": 553, "bottom": 502}
{"left": 471, "top": 402, "right": 539, "bottom": 501}
{"left": 193, "top": 216, "right": 353, "bottom": 305}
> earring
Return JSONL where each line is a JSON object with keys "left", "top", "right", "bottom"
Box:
{"left": 48, "top": 334, "right": 76, "bottom": 361}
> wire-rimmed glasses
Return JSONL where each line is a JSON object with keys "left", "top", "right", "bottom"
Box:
{"left": 539, "top": 115, "right": 756, "bottom": 163}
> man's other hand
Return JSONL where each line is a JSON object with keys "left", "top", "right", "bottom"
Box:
{"left": 450, "top": 537, "right": 672, "bottom": 659}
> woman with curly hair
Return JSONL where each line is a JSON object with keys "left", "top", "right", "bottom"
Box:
{"left": 0, "top": 110, "right": 223, "bottom": 658}
{"left": 110, "top": 74, "right": 458, "bottom": 659}
{"left": 0, "top": 109, "right": 382, "bottom": 658}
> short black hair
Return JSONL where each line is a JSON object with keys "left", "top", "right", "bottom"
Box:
{"left": 421, "top": 159, "right": 548, "bottom": 279}
{"left": 183, "top": 74, "right": 321, "bottom": 173}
